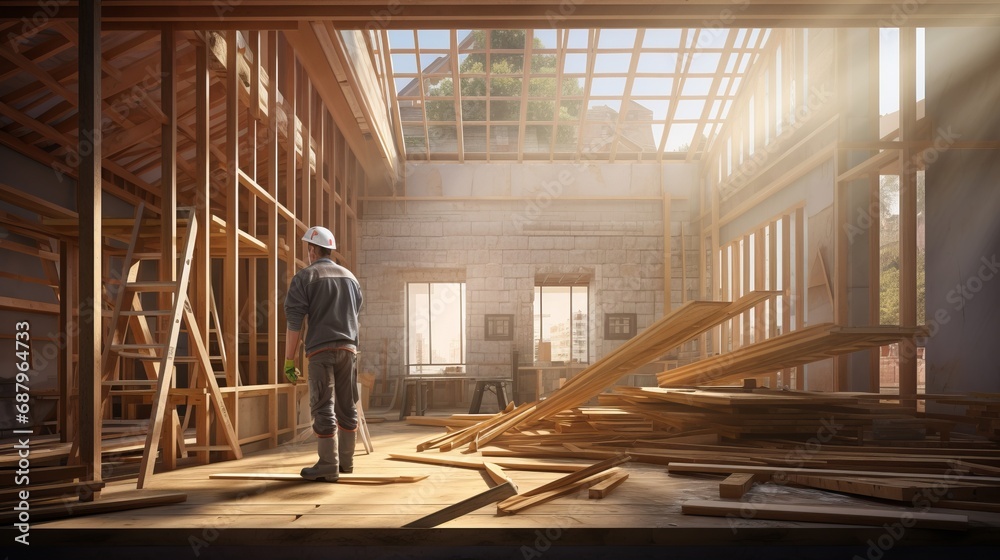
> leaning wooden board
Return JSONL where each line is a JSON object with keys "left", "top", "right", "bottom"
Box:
{"left": 209, "top": 473, "right": 428, "bottom": 484}
{"left": 681, "top": 499, "right": 968, "bottom": 530}
{"left": 0, "top": 492, "right": 187, "bottom": 523}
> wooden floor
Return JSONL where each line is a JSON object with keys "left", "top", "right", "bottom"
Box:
{"left": 22, "top": 413, "right": 1000, "bottom": 559}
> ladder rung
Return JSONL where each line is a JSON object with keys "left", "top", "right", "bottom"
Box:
{"left": 125, "top": 281, "right": 178, "bottom": 292}
{"left": 112, "top": 343, "right": 167, "bottom": 351}
{"left": 184, "top": 445, "right": 236, "bottom": 452}
{"left": 173, "top": 355, "right": 224, "bottom": 363}
{"left": 121, "top": 309, "right": 172, "bottom": 316}
{"left": 102, "top": 379, "right": 158, "bottom": 386}
{"left": 115, "top": 351, "right": 163, "bottom": 360}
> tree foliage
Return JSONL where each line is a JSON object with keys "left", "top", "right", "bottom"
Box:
{"left": 424, "top": 30, "right": 584, "bottom": 127}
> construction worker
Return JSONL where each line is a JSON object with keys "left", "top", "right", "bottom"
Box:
{"left": 283, "top": 225, "right": 363, "bottom": 482}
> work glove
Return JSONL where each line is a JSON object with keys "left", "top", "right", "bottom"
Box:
{"left": 283, "top": 358, "right": 301, "bottom": 384}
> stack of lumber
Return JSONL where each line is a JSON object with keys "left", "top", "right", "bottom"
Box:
{"left": 414, "top": 293, "right": 930, "bottom": 454}
{"left": 657, "top": 323, "right": 927, "bottom": 387}
{"left": 608, "top": 386, "right": 927, "bottom": 441}
{"left": 929, "top": 394, "right": 1000, "bottom": 442}
{"left": 405, "top": 294, "right": 998, "bottom": 523}
{"left": 408, "top": 387, "right": 1000, "bottom": 518}
{"left": 416, "top": 293, "right": 778, "bottom": 453}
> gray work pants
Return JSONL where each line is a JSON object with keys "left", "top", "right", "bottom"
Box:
{"left": 307, "top": 350, "right": 359, "bottom": 436}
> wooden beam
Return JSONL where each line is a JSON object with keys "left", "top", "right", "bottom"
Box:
{"left": 898, "top": 27, "right": 919, "bottom": 409}
{"left": 719, "top": 472, "right": 760, "bottom": 499}
{"left": 0, "top": 492, "right": 186, "bottom": 524}
{"left": 193, "top": 41, "right": 211, "bottom": 395}
{"left": 588, "top": 470, "right": 629, "bottom": 499}
{"left": 266, "top": 30, "right": 281, "bottom": 437}
{"left": 224, "top": 29, "right": 241, "bottom": 390}
{"left": 59, "top": 241, "right": 76, "bottom": 443}
{"left": 403, "top": 479, "right": 518, "bottom": 528}
{"left": 76, "top": 0, "right": 102, "bottom": 497}
{"left": 681, "top": 499, "right": 967, "bottom": 531}
{"left": 794, "top": 207, "right": 805, "bottom": 340}
{"left": 209, "top": 473, "right": 428, "bottom": 484}
{"left": 497, "top": 467, "right": 624, "bottom": 516}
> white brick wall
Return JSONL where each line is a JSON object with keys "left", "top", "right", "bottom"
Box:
{"left": 356, "top": 162, "right": 701, "bottom": 386}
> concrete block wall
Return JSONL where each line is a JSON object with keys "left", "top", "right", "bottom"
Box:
{"left": 357, "top": 161, "right": 700, "bottom": 385}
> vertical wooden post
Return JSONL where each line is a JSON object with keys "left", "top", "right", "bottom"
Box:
{"left": 59, "top": 241, "right": 77, "bottom": 443}
{"left": 328, "top": 122, "right": 337, "bottom": 244}
{"left": 302, "top": 79, "right": 312, "bottom": 227}
{"left": 77, "top": 0, "right": 102, "bottom": 495}
{"left": 741, "top": 235, "right": 751, "bottom": 350}
{"left": 731, "top": 242, "right": 740, "bottom": 350}
{"left": 754, "top": 228, "right": 766, "bottom": 384}
{"left": 768, "top": 221, "right": 778, "bottom": 340}
{"left": 868, "top": 28, "right": 883, "bottom": 394}
{"left": 720, "top": 244, "right": 729, "bottom": 353}
{"left": 869, "top": 174, "right": 882, "bottom": 393}
{"left": 833, "top": 29, "right": 851, "bottom": 392}
{"left": 193, "top": 39, "right": 211, "bottom": 464}
{"left": 247, "top": 31, "right": 260, "bottom": 386}
{"left": 267, "top": 30, "right": 280, "bottom": 447}
{"left": 160, "top": 24, "right": 178, "bottom": 473}
{"left": 316, "top": 107, "right": 325, "bottom": 228}
{"left": 898, "top": 27, "right": 919, "bottom": 408}
{"left": 781, "top": 214, "right": 793, "bottom": 385}
{"left": 794, "top": 207, "right": 805, "bottom": 389}
{"left": 224, "top": 30, "right": 241, "bottom": 451}
{"left": 662, "top": 195, "right": 671, "bottom": 316}
{"left": 284, "top": 41, "right": 300, "bottom": 430}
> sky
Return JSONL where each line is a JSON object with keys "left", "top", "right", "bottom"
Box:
{"left": 389, "top": 28, "right": 924, "bottom": 123}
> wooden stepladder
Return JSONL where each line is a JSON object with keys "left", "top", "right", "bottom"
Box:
{"left": 101, "top": 204, "right": 242, "bottom": 489}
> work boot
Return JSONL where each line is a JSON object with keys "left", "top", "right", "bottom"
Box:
{"left": 338, "top": 430, "right": 356, "bottom": 474}
{"left": 301, "top": 436, "right": 339, "bottom": 482}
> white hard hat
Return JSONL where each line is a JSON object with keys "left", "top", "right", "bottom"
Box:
{"left": 303, "top": 226, "right": 336, "bottom": 250}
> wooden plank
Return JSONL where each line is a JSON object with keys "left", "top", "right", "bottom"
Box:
{"left": 793, "top": 206, "right": 805, "bottom": 389}
{"left": 666, "top": 463, "right": 1000, "bottom": 485}
{"left": 719, "top": 472, "right": 759, "bottom": 499}
{"left": 0, "top": 492, "right": 187, "bottom": 524}
{"left": 497, "top": 467, "right": 624, "bottom": 515}
{"left": 0, "top": 296, "right": 60, "bottom": 314}
{"left": 387, "top": 453, "right": 585, "bottom": 474}
{"left": 77, "top": 0, "right": 102, "bottom": 496}
{"left": 266, "top": 29, "right": 281, "bottom": 443}
{"left": 588, "top": 470, "right": 629, "bottom": 499}
{"left": 209, "top": 473, "right": 428, "bottom": 484}
{"left": 0, "top": 465, "right": 86, "bottom": 487}
{"left": 429, "top": 293, "right": 777, "bottom": 453}
{"left": 60, "top": 245, "right": 78, "bottom": 443}
{"left": 657, "top": 324, "right": 924, "bottom": 387}
{"left": 681, "top": 499, "right": 968, "bottom": 531}
{"left": 0, "top": 481, "right": 104, "bottom": 504}
{"left": 482, "top": 462, "right": 509, "bottom": 487}
{"left": 224, "top": 28, "right": 241, "bottom": 391}
{"left": 515, "top": 454, "right": 631, "bottom": 500}
{"left": 403, "top": 479, "right": 518, "bottom": 528}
